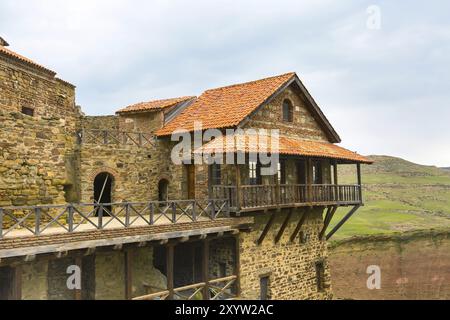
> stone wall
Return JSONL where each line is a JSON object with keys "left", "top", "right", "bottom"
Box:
{"left": 244, "top": 85, "right": 329, "bottom": 142}
{"left": 329, "top": 229, "right": 450, "bottom": 300}
{"left": 238, "top": 207, "right": 333, "bottom": 300}
{"left": 0, "top": 110, "right": 78, "bottom": 207}
{"left": 118, "top": 112, "right": 163, "bottom": 133}
{"left": 22, "top": 260, "right": 48, "bottom": 300}
{"left": 0, "top": 56, "right": 79, "bottom": 126}
{"left": 78, "top": 139, "right": 184, "bottom": 203}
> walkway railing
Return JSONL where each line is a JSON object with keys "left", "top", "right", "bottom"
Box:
{"left": 133, "top": 275, "right": 238, "bottom": 300}
{"left": 77, "top": 129, "right": 155, "bottom": 148}
{"left": 212, "top": 184, "right": 361, "bottom": 211}
{"left": 0, "top": 199, "right": 229, "bottom": 239}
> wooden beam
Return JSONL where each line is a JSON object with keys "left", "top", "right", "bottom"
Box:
{"left": 125, "top": 250, "right": 133, "bottom": 300}
{"left": 13, "top": 265, "right": 22, "bottom": 300}
{"left": 235, "top": 164, "right": 241, "bottom": 212}
{"left": 166, "top": 244, "right": 175, "bottom": 300}
{"left": 326, "top": 205, "right": 361, "bottom": 240}
{"left": 357, "top": 163, "right": 362, "bottom": 203}
{"left": 234, "top": 235, "right": 241, "bottom": 297}
{"left": 307, "top": 158, "right": 313, "bottom": 202}
{"left": 202, "top": 239, "right": 210, "bottom": 300}
{"left": 74, "top": 257, "right": 82, "bottom": 300}
{"left": 24, "top": 254, "right": 36, "bottom": 262}
{"left": 274, "top": 209, "right": 293, "bottom": 244}
{"left": 256, "top": 213, "right": 276, "bottom": 245}
{"left": 290, "top": 209, "right": 310, "bottom": 242}
{"left": 319, "top": 206, "right": 337, "bottom": 240}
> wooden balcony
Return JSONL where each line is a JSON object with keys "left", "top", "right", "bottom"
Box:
{"left": 211, "top": 184, "right": 362, "bottom": 212}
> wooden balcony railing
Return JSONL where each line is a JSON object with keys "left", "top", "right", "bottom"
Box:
{"left": 77, "top": 129, "right": 155, "bottom": 148}
{"left": 212, "top": 184, "right": 361, "bottom": 211}
{"left": 133, "top": 275, "right": 238, "bottom": 300}
{"left": 0, "top": 199, "right": 229, "bottom": 239}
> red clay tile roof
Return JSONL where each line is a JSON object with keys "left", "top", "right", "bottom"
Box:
{"left": 194, "top": 132, "right": 373, "bottom": 164}
{"left": 156, "top": 72, "right": 296, "bottom": 136}
{"left": 0, "top": 45, "right": 56, "bottom": 75}
{"left": 116, "top": 96, "right": 196, "bottom": 114}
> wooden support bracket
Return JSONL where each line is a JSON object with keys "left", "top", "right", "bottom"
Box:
{"left": 256, "top": 213, "right": 276, "bottom": 245}
{"left": 290, "top": 209, "right": 310, "bottom": 243}
{"left": 326, "top": 205, "right": 361, "bottom": 240}
{"left": 319, "top": 206, "right": 338, "bottom": 240}
{"left": 274, "top": 209, "right": 293, "bottom": 244}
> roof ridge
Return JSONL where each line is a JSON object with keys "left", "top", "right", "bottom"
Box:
{"left": 203, "top": 72, "right": 296, "bottom": 92}
{"left": 0, "top": 45, "right": 56, "bottom": 75}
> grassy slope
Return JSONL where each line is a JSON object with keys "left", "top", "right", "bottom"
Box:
{"left": 328, "top": 155, "right": 450, "bottom": 240}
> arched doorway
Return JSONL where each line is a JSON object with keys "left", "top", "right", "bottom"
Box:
{"left": 158, "top": 179, "right": 169, "bottom": 202}
{"left": 94, "top": 172, "right": 114, "bottom": 205}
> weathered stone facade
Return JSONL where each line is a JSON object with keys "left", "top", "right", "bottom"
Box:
{"left": 238, "top": 208, "right": 332, "bottom": 300}
{"left": 0, "top": 42, "right": 351, "bottom": 301}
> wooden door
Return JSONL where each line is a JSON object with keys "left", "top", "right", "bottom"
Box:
{"left": 187, "top": 165, "right": 196, "bottom": 199}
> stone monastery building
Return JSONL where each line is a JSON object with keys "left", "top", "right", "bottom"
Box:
{"left": 0, "top": 37, "right": 372, "bottom": 300}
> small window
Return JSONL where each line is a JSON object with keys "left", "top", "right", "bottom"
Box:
{"left": 315, "top": 261, "right": 326, "bottom": 292}
{"left": 210, "top": 164, "right": 221, "bottom": 186}
{"left": 260, "top": 276, "right": 270, "bottom": 300}
{"left": 249, "top": 162, "right": 258, "bottom": 185}
{"left": 282, "top": 99, "right": 293, "bottom": 122}
{"left": 21, "top": 106, "right": 34, "bottom": 117}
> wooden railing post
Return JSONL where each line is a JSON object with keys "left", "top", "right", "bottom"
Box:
{"left": 68, "top": 205, "right": 74, "bottom": 232}
{"left": 171, "top": 202, "right": 177, "bottom": 223}
{"left": 34, "top": 207, "right": 41, "bottom": 236}
{"left": 125, "top": 203, "right": 131, "bottom": 227}
{"left": 98, "top": 205, "right": 104, "bottom": 230}
{"left": 192, "top": 200, "right": 197, "bottom": 222}
{"left": 166, "top": 244, "right": 175, "bottom": 300}
{"left": 202, "top": 239, "right": 210, "bottom": 300}
{"left": 0, "top": 208, "right": 3, "bottom": 239}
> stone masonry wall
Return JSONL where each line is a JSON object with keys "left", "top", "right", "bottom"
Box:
{"left": 239, "top": 207, "right": 333, "bottom": 300}
{"left": 0, "top": 57, "right": 79, "bottom": 126}
{"left": 244, "top": 85, "right": 330, "bottom": 142}
{"left": 0, "top": 110, "right": 78, "bottom": 207}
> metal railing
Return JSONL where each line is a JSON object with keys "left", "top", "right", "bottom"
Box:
{"left": 211, "top": 184, "right": 362, "bottom": 210}
{"left": 0, "top": 199, "right": 229, "bottom": 239}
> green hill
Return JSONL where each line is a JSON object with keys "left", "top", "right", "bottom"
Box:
{"left": 328, "top": 155, "right": 450, "bottom": 240}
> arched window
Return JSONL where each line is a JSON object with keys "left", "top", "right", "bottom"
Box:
{"left": 158, "top": 179, "right": 169, "bottom": 202}
{"left": 282, "top": 99, "right": 294, "bottom": 122}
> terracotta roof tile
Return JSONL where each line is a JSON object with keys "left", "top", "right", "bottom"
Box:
{"left": 116, "top": 96, "right": 196, "bottom": 114}
{"left": 194, "top": 132, "right": 373, "bottom": 164}
{"left": 0, "top": 45, "right": 56, "bottom": 75}
{"left": 156, "top": 72, "right": 296, "bottom": 136}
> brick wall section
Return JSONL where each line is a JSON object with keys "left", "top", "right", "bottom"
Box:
{"left": 238, "top": 208, "right": 333, "bottom": 300}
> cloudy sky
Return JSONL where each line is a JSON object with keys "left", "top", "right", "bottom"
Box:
{"left": 1, "top": 1, "right": 449, "bottom": 166}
